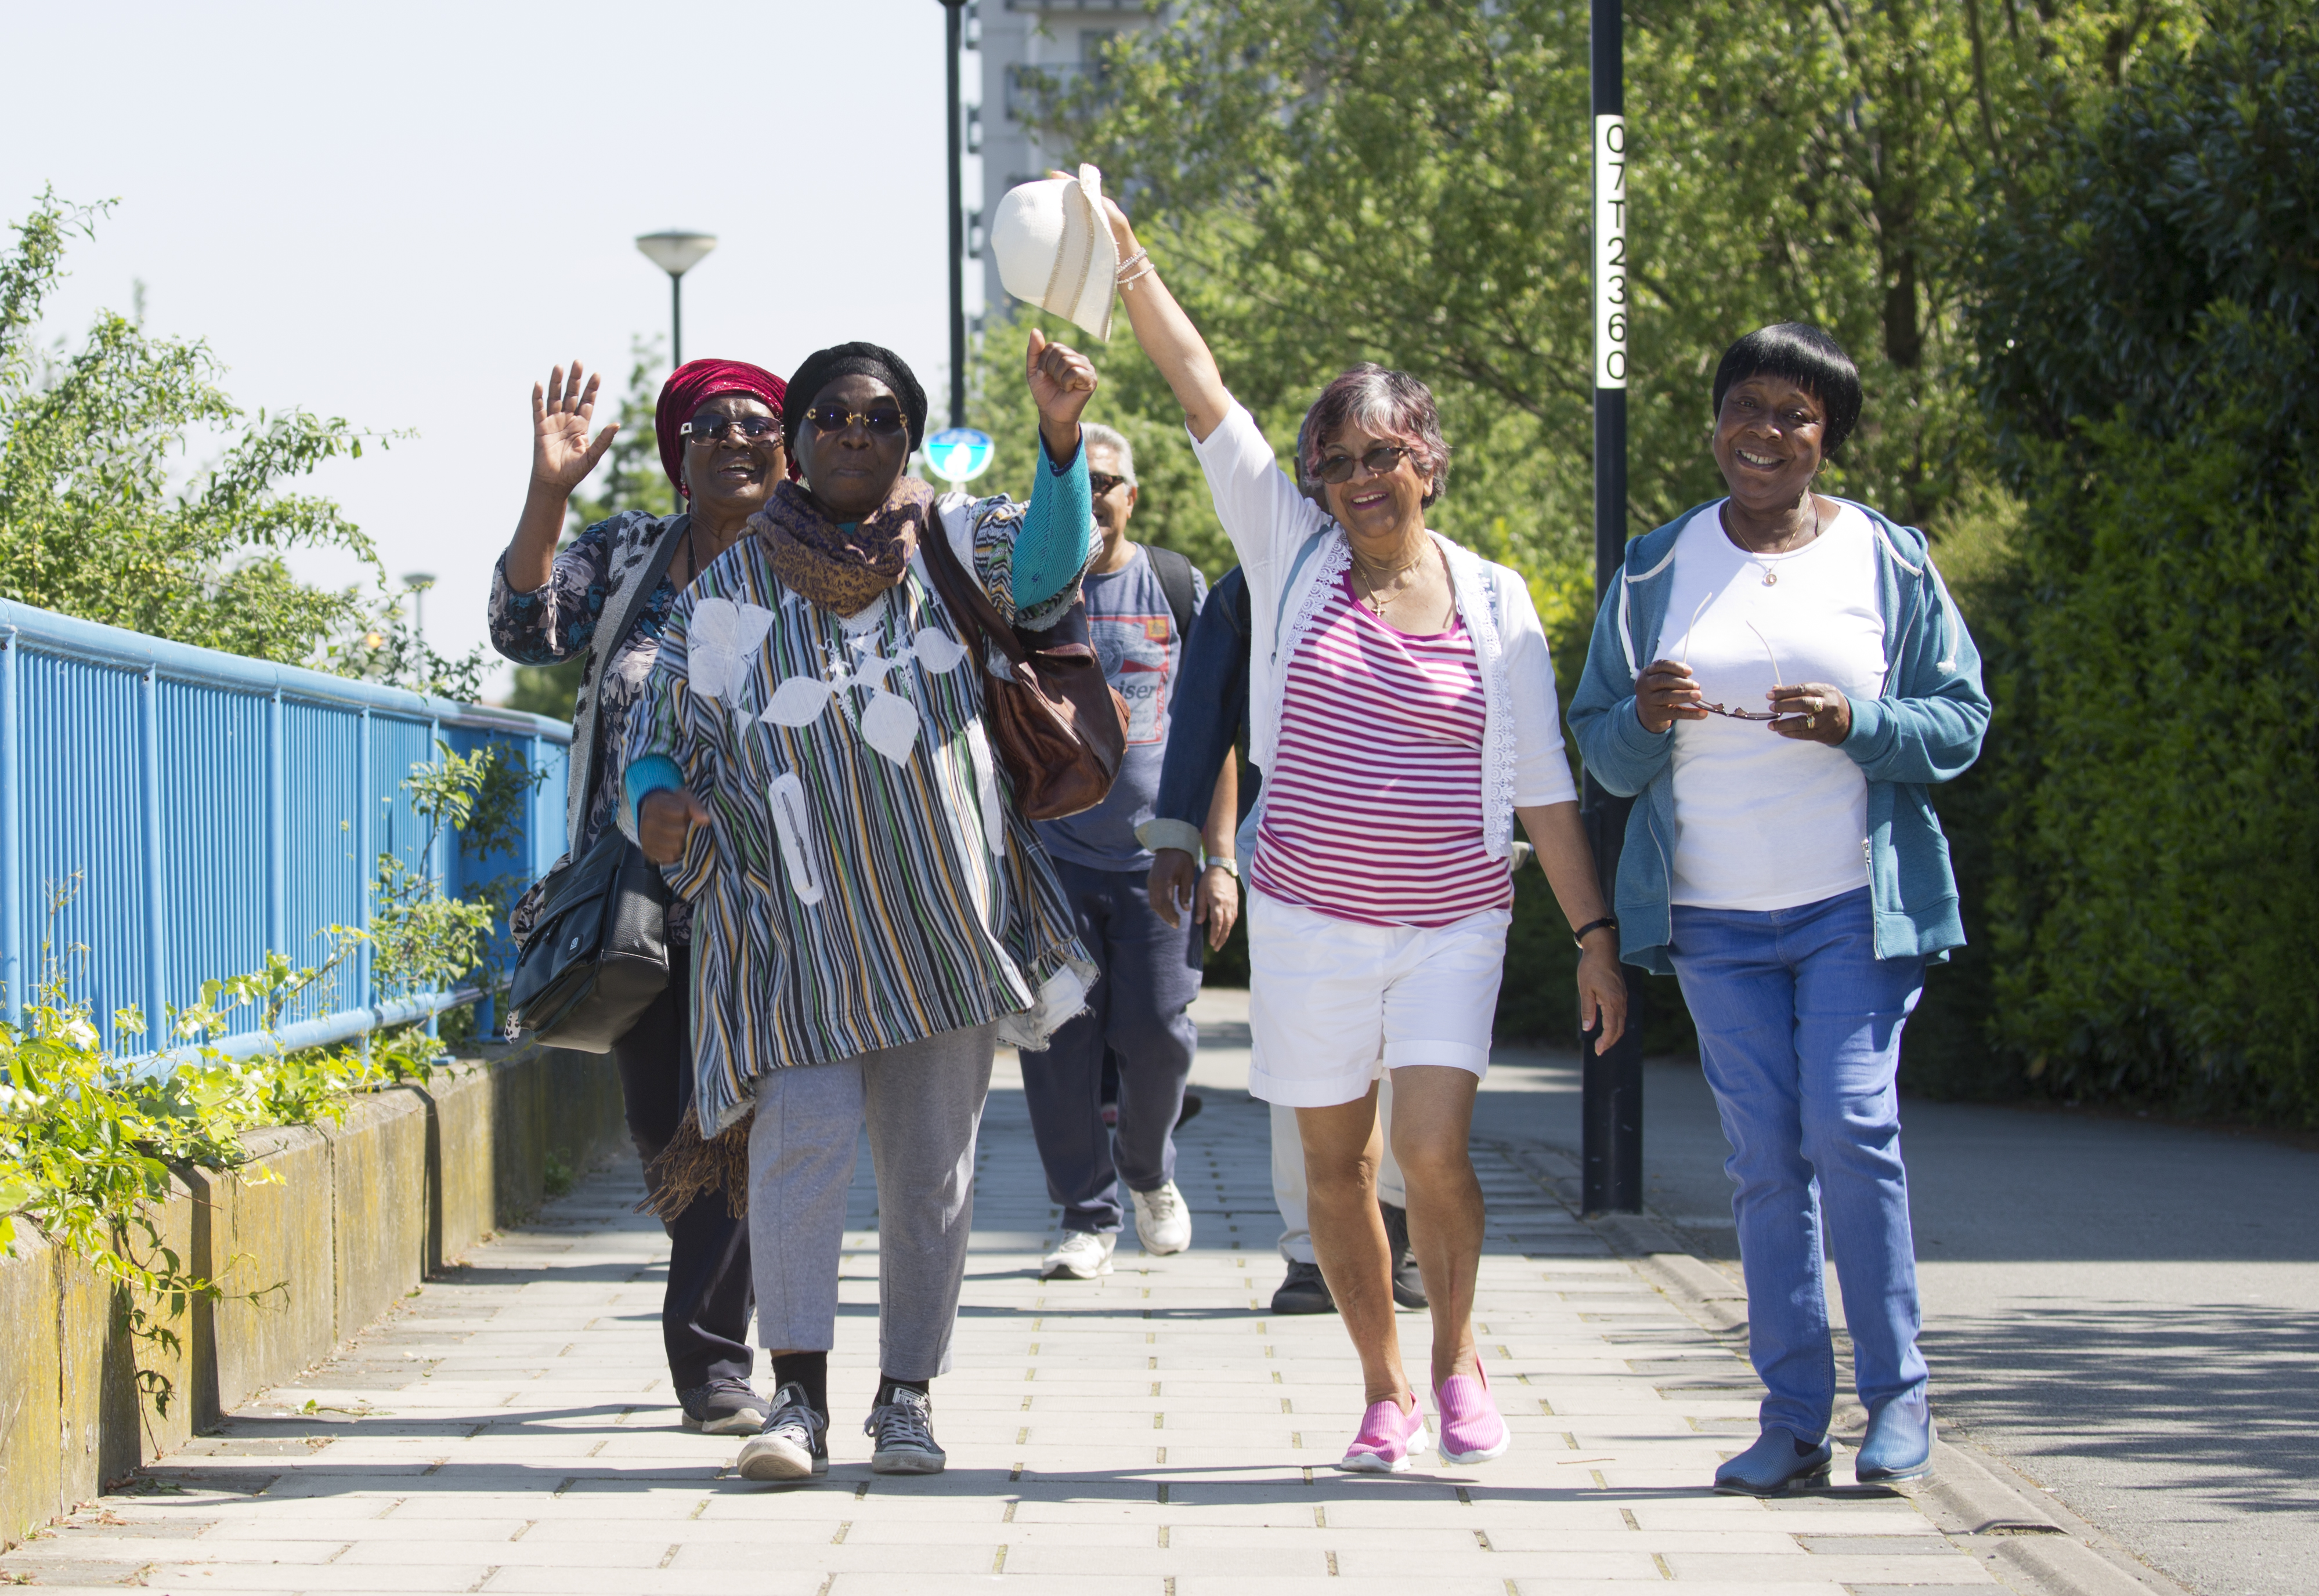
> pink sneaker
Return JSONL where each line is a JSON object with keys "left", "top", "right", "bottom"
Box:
{"left": 1339, "top": 1392, "right": 1430, "bottom": 1473}
{"left": 1435, "top": 1361, "right": 1510, "bottom": 1464}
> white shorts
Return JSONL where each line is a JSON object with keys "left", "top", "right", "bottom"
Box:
{"left": 1246, "top": 888, "right": 1511, "bottom": 1108}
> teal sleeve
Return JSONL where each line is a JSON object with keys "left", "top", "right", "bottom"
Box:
{"left": 620, "top": 754, "right": 685, "bottom": 836}
{"left": 1012, "top": 432, "right": 1095, "bottom": 610}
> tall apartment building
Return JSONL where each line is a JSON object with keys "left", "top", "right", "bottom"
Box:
{"left": 969, "top": 0, "right": 1166, "bottom": 321}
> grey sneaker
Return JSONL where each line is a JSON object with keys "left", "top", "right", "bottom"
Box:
{"left": 679, "top": 1377, "right": 769, "bottom": 1436}
{"left": 865, "top": 1386, "right": 946, "bottom": 1474}
{"left": 736, "top": 1383, "right": 827, "bottom": 1481}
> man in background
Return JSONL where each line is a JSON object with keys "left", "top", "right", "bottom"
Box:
{"left": 1020, "top": 424, "right": 1236, "bottom": 1280}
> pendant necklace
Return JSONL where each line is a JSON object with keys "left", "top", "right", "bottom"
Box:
{"left": 1751, "top": 497, "right": 1822, "bottom": 587}
{"left": 1353, "top": 546, "right": 1429, "bottom": 615}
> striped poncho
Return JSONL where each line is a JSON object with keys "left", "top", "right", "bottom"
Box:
{"left": 619, "top": 491, "right": 1097, "bottom": 1137}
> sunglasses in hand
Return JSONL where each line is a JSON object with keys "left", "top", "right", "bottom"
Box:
{"left": 1678, "top": 596, "right": 1790, "bottom": 721}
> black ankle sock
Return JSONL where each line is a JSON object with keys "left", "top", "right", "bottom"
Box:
{"left": 772, "top": 1352, "right": 828, "bottom": 1417}
{"left": 876, "top": 1374, "right": 930, "bottom": 1406}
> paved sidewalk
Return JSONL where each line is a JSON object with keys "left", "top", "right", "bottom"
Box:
{"left": 2, "top": 1018, "right": 1989, "bottom": 1595}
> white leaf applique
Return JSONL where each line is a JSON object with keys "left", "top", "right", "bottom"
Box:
{"left": 763, "top": 674, "right": 839, "bottom": 728}
{"left": 859, "top": 691, "right": 922, "bottom": 763}
{"left": 910, "top": 626, "right": 969, "bottom": 675}
{"left": 687, "top": 597, "right": 776, "bottom": 702}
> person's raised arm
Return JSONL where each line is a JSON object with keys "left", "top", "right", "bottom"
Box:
{"left": 1083, "top": 185, "right": 1232, "bottom": 442}
{"left": 505, "top": 361, "right": 619, "bottom": 593}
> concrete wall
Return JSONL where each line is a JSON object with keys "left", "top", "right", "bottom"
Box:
{"left": 0, "top": 1039, "right": 624, "bottom": 1547}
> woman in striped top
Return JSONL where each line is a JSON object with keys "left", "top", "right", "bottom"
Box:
{"left": 620, "top": 335, "right": 1101, "bottom": 1484}
{"left": 1104, "top": 196, "right": 1628, "bottom": 1473}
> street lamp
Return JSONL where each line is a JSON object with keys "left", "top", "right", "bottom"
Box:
{"left": 635, "top": 230, "right": 718, "bottom": 368}
{"left": 401, "top": 571, "right": 438, "bottom": 647}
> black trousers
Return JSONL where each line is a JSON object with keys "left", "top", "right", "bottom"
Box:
{"left": 614, "top": 948, "right": 755, "bottom": 1391}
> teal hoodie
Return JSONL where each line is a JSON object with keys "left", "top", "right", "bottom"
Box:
{"left": 1567, "top": 500, "right": 1991, "bottom": 975}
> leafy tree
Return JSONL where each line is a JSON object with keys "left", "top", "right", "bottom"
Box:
{"left": 503, "top": 341, "right": 674, "bottom": 722}
{"left": 1, "top": 193, "right": 388, "bottom": 664}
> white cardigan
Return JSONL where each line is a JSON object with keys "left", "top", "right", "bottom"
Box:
{"left": 1189, "top": 403, "right": 1577, "bottom": 859}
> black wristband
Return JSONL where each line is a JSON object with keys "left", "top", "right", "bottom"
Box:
{"left": 1572, "top": 915, "right": 1619, "bottom": 949}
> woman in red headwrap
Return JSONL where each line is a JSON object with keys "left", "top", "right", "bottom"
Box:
{"left": 488, "top": 356, "right": 789, "bottom": 1440}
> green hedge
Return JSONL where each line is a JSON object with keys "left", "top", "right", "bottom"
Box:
{"left": 1961, "top": 1, "right": 2319, "bottom": 1123}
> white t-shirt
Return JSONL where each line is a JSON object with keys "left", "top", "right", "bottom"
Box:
{"left": 1662, "top": 500, "right": 1887, "bottom": 911}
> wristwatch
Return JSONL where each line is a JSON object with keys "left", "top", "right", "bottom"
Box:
{"left": 1204, "top": 855, "right": 1240, "bottom": 880}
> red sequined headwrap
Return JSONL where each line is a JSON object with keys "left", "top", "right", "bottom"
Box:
{"left": 655, "top": 359, "right": 790, "bottom": 498}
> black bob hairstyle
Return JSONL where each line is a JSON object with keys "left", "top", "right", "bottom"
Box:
{"left": 1710, "top": 323, "right": 1863, "bottom": 457}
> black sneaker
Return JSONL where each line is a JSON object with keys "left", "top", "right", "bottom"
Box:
{"left": 1271, "top": 1258, "right": 1335, "bottom": 1314}
{"left": 736, "top": 1383, "right": 828, "bottom": 1481}
{"left": 865, "top": 1386, "right": 947, "bottom": 1474}
{"left": 1380, "top": 1201, "right": 1429, "bottom": 1309}
{"left": 679, "top": 1377, "right": 770, "bottom": 1436}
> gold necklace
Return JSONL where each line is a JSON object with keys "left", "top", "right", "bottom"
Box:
{"left": 1352, "top": 545, "right": 1430, "bottom": 614}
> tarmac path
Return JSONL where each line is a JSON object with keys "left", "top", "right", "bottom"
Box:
{"left": 0, "top": 1002, "right": 1999, "bottom": 1595}
{"left": 1477, "top": 1022, "right": 2319, "bottom": 1596}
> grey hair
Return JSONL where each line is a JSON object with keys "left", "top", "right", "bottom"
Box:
{"left": 1301, "top": 363, "right": 1450, "bottom": 505}
{"left": 1080, "top": 421, "right": 1136, "bottom": 487}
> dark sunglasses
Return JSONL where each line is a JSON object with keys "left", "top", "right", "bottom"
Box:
{"left": 681, "top": 414, "right": 780, "bottom": 445}
{"left": 803, "top": 402, "right": 910, "bottom": 437}
{"left": 1315, "top": 443, "right": 1412, "bottom": 485}
{"left": 1088, "top": 471, "right": 1129, "bottom": 497}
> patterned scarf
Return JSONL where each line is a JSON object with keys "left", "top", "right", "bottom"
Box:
{"left": 752, "top": 473, "right": 933, "bottom": 615}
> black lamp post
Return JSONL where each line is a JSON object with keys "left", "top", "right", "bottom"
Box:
{"left": 939, "top": 0, "right": 970, "bottom": 430}
{"left": 1581, "top": 0, "right": 1645, "bottom": 1217}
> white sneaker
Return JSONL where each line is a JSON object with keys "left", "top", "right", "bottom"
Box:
{"left": 1041, "top": 1229, "right": 1117, "bottom": 1279}
{"left": 1132, "top": 1181, "right": 1193, "bottom": 1255}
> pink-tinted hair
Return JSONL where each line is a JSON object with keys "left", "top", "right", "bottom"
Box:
{"left": 1299, "top": 363, "right": 1451, "bottom": 505}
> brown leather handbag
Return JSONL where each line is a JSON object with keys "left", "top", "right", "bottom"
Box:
{"left": 920, "top": 519, "right": 1129, "bottom": 820}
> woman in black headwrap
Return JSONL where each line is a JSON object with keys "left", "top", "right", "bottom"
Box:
{"left": 620, "top": 332, "right": 1103, "bottom": 1482}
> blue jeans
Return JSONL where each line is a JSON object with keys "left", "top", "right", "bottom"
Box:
{"left": 1017, "top": 857, "right": 1202, "bottom": 1232}
{"left": 1669, "top": 886, "right": 1927, "bottom": 1439}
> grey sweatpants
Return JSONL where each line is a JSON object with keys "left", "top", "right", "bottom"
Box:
{"left": 747, "top": 1023, "right": 998, "bottom": 1381}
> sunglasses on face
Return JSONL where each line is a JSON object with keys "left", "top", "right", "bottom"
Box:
{"left": 1315, "top": 443, "right": 1413, "bottom": 486}
{"left": 681, "top": 414, "right": 780, "bottom": 445}
{"left": 802, "top": 402, "right": 910, "bottom": 437}
{"left": 1088, "top": 472, "right": 1129, "bottom": 497}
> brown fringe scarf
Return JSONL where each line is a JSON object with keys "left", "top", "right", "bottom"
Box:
{"left": 637, "top": 1110, "right": 754, "bottom": 1222}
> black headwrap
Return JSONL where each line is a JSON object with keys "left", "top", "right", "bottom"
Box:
{"left": 782, "top": 342, "right": 930, "bottom": 452}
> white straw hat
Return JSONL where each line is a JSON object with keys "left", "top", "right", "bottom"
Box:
{"left": 991, "top": 164, "right": 1118, "bottom": 342}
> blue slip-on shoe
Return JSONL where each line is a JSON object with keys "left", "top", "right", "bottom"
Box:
{"left": 1713, "top": 1425, "right": 1833, "bottom": 1496}
{"left": 1855, "top": 1394, "right": 1935, "bottom": 1485}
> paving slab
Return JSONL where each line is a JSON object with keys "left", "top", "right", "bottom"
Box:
{"left": 2, "top": 1001, "right": 1991, "bottom": 1594}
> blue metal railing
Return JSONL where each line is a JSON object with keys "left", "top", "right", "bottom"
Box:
{"left": 0, "top": 598, "right": 571, "bottom": 1055}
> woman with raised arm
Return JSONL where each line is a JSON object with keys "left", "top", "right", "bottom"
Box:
{"left": 1568, "top": 325, "right": 1989, "bottom": 1495}
{"left": 490, "top": 357, "right": 789, "bottom": 1441}
{"left": 618, "top": 334, "right": 1101, "bottom": 1484}
{"left": 1102, "top": 196, "right": 1628, "bottom": 1473}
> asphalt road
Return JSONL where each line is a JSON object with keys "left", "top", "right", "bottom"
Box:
{"left": 1468, "top": 1038, "right": 2319, "bottom": 1596}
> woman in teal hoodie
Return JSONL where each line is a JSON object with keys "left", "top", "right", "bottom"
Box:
{"left": 1569, "top": 324, "right": 1989, "bottom": 1496}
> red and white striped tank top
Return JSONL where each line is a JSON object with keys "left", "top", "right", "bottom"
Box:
{"left": 1251, "top": 574, "right": 1509, "bottom": 928}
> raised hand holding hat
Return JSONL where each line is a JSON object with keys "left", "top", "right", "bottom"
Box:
{"left": 991, "top": 164, "right": 1120, "bottom": 341}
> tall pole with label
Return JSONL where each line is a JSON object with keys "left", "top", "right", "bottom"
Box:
{"left": 1581, "top": 0, "right": 1645, "bottom": 1215}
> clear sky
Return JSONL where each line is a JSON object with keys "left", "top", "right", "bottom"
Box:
{"left": 1, "top": 1, "right": 991, "bottom": 694}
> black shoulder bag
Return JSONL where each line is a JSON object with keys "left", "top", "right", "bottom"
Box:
{"left": 505, "top": 517, "right": 689, "bottom": 1052}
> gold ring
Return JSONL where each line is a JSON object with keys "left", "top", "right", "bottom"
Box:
{"left": 1807, "top": 715, "right": 1818, "bottom": 729}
